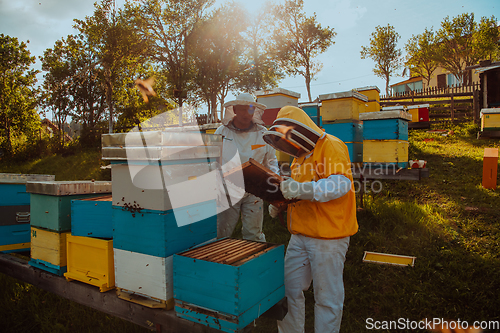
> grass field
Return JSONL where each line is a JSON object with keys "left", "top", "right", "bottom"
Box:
{"left": 1, "top": 120, "right": 499, "bottom": 332}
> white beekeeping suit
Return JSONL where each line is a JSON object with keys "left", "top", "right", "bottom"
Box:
{"left": 215, "top": 93, "right": 279, "bottom": 242}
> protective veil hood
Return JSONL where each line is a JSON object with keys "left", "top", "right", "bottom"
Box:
{"left": 263, "top": 106, "right": 324, "bottom": 158}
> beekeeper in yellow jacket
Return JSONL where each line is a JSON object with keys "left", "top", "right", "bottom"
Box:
{"left": 216, "top": 93, "right": 279, "bottom": 242}
{"left": 263, "top": 106, "right": 358, "bottom": 333}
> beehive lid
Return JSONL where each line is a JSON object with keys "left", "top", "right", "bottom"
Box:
{"left": 102, "top": 131, "right": 222, "bottom": 161}
{"left": 26, "top": 181, "right": 112, "bottom": 196}
{"left": 480, "top": 108, "right": 500, "bottom": 116}
{"left": 381, "top": 105, "right": 406, "bottom": 111}
{"left": 178, "top": 238, "right": 280, "bottom": 266}
{"left": 407, "top": 104, "right": 429, "bottom": 109}
{"left": 318, "top": 91, "right": 368, "bottom": 102}
{"left": 360, "top": 110, "right": 412, "bottom": 121}
{"left": 102, "top": 131, "right": 223, "bottom": 148}
{"left": 255, "top": 88, "right": 301, "bottom": 98}
{"left": 356, "top": 86, "right": 380, "bottom": 93}
{"left": 0, "top": 173, "right": 55, "bottom": 184}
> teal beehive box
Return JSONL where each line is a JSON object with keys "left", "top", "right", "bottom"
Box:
{"left": 27, "top": 181, "right": 112, "bottom": 232}
{"left": 173, "top": 238, "right": 285, "bottom": 332}
{"left": 71, "top": 195, "right": 113, "bottom": 238}
{"left": 112, "top": 202, "right": 217, "bottom": 258}
{"left": 360, "top": 110, "right": 411, "bottom": 140}
{"left": 322, "top": 120, "right": 363, "bottom": 143}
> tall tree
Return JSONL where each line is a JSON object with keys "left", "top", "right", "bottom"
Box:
{"left": 270, "top": 0, "right": 336, "bottom": 102}
{"left": 361, "top": 24, "right": 402, "bottom": 95}
{"left": 130, "top": 0, "right": 215, "bottom": 109}
{"left": 434, "top": 13, "right": 499, "bottom": 84}
{"left": 404, "top": 28, "right": 439, "bottom": 88}
{"left": 190, "top": 2, "right": 248, "bottom": 122}
{"left": 0, "top": 34, "right": 40, "bottom": 154}
{"left": 237, "top": 8, "right": 284, "bottom": 93}
{"left": 74, "top": 0, "right": 147, "bottom": 133}
{"left": 40, "top": 37, "right": 76, "bottom": 144}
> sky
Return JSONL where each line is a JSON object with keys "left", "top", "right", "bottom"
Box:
{"left": 0, "top": 0, "right": 498, "bottom": 116}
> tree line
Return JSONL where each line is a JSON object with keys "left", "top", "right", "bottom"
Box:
{"left": 361, "top": 13, "right": 499, "bottom": 95}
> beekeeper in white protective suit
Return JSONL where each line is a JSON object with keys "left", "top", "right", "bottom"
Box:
{"left": 263, "top": 106, "right": 358, "bottom": 333}
{"left": 215, "top": 93, "right": 279, "bottom": 242}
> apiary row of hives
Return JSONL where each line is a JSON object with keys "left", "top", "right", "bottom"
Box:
{"left": 256, "top": 86, "right": 417, "bottom": 168}
{"left": 1, "top": 128, "right": 285, "bottom": 333}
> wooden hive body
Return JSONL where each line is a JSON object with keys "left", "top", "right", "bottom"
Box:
{"left": 114, "top": 248, "right": 174, "bottom": 309}
{"left": 322, "top": 120, "right": 363, "bottom": 143}
{"left": 481, "top": 108, "right": 500, "bottom": 131}
{"left": 28, "top": 181, "right": 111, "bottom": 232}
{"left": 319, "top": 91, "right": 368, "bottom": 121}
{"left": 363, "top": 140, "right": 409, "bottom": 168}
{"left": 0, "top": 173, "right": 54, "bottom": 253}
{"left": 363, "top": 118, "right": 408, "bottom": 141}
{"left": 29, "top": 227, "right": 69, "bottom": 275}
{"left": 356, "top": 86, "right": 380, "bottom": 113}
{"left": 71, "top": 195, "right": 113, "bottom": 239}
{"left": 173, "top": 238, "right": 285, "bottom": 332}
{"left": 64, "top": 234, "right": 114, "bottom": 292}
{"left": 112, "top": 204, "right": 217, "bottom": 258}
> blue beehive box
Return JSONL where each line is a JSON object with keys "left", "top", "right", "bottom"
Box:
{"left": 112, "top": 202, "right": 217, "bottom": 258}
{"left": 322, "top": 121, "right": 363, "bottom": 143}
{"left": 174, "top": 238, "right": 285, "bottom": 332}
{"left": 359, "top": 110, "right": 411, "bottom": 141}
{"left": 363, "top": 118, "right": 408, "bottom": 140}
{"left": 0, "top": 173, "right": 55, "bottom": 253}
{"left": 71, "top": 195, "right": 113, "bottom": 239}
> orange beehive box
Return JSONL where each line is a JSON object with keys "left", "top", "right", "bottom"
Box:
{"left": 482, "top": 148, "right": 498, "bottom": 189}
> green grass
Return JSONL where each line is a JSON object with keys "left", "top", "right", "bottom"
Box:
{"left": 1, "top": 122, "right": 500, "bottom": 332}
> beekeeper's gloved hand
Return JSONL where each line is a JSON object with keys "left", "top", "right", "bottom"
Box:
{"left": 268, "top": 204, "right": 279, "bottom": 218}
{"left": 280, "top": 177, "right": 315, "bottom": 201}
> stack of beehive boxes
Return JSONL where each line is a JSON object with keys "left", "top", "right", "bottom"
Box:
{"left": 360, "top": 109, "right": 412, "bottom": 168}
{"left": 26, "top": 181, "right": 111, "bottom": 276}
{"left": 318, "top": 91, "right": 368, "bottom": 164}
{"left": 64, "top": 195, "right": 115, "bottom": 292}
{"left": 101, "top": 130, "right": 221, "bottom": 308}
{"left": 0, "top": 173, "right": 54, "bottom": 253}
{"left": 255, "top": 88, "right": 301, "bottom": 165}
{"left": 356, "top": 86, "right": 381, "bottom": 112}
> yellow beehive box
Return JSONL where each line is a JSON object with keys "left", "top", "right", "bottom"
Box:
{"left": 363, "top": 140, "right": 409, "bottom": 168}
{"left": 30, "top": 227, "right": 68, "bottom": 267}
{"left": 64, "top": 234, "right": 115, "bottom": 292}
{"left": 356, "top": 86, "right": 380, "bottom": 113}
{"left": 480, "top": 108, "right": 500, "bottom": 131}
{"left": 319, "top": 91, "right": 368, "bottom": 121}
